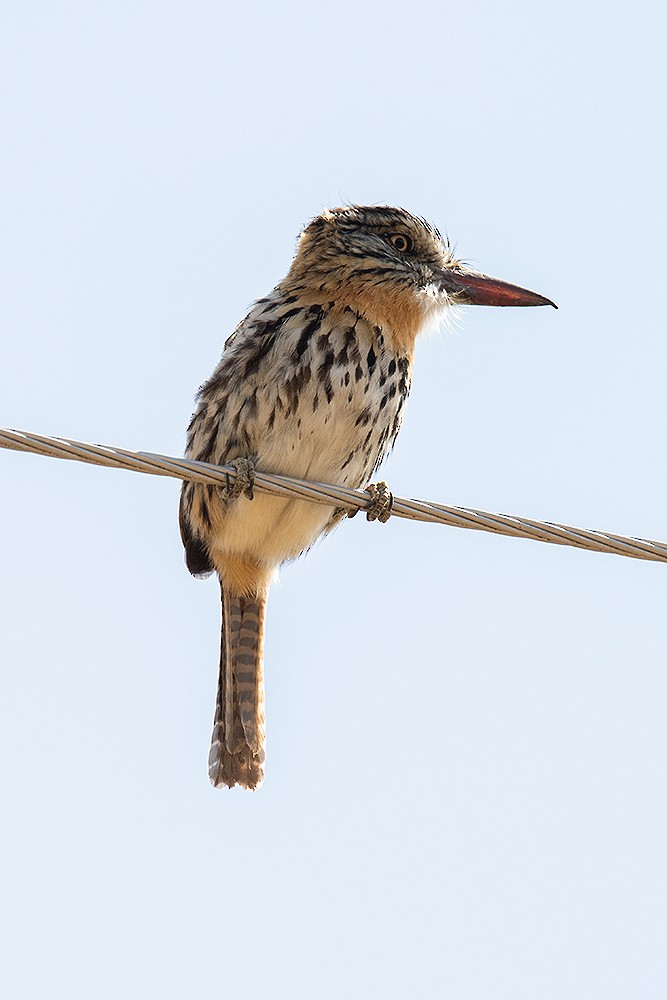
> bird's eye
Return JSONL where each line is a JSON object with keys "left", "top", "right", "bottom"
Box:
{"left": 389, "top": 233, "right": 413, "bottom": 253}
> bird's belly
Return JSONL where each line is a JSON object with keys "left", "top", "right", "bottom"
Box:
{"left": 216, "top": 492, "right": 335, "bottom": 566}
{"left": 213, "top": 387, "right": 395, "bottom": 565}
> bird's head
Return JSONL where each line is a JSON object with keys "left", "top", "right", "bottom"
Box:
{"left": 286, "top": 205, "right": 555, "bottom": 354}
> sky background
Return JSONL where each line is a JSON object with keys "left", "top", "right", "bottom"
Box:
{"left": 1, "top": 2, "right": 666, "bottom": 997}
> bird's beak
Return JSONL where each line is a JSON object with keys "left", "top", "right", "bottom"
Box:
{"left": 438, "top": 265, "right": 557, "bottom": 309}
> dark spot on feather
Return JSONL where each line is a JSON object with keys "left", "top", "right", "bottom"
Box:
{"left": 349, "top": 338, "right": 361, "bottom": 364}
{"left": 317, "top": 349, "right": 335, "bottom": 381}
{"left": 278, "top": 306, "right": 302, "bottom": 323}
{"left": 245, "top": 388, "right": 258, "bottom": 418}
{"left": 295, "top": 306, "right": 324, "bottom": 358}
{"left": 244, "top": 331, "right": 278, "bottom": 377}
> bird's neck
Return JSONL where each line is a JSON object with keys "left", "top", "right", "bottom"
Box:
{"left": 281, "top": 276, "right": 427, "bottom": 359}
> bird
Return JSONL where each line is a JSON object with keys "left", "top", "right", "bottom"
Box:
{"left": 179, "top": 205, "right": 555, "bottom": 790}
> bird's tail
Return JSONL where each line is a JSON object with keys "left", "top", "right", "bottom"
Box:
{"left": 209, "top": 581, "right": 267, "bottom": 789}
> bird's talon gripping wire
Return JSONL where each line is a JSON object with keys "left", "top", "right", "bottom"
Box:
{"left": 223, "top": 457, "right": 255, "bottom": 501}
{"left": 364, "top": 481, "right": 393, "bottom": 523}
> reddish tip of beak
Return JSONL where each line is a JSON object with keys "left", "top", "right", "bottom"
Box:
{"left": 441, "top": 267, "right": 557, "bottom": 309}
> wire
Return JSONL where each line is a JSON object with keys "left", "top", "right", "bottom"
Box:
{"left": 1, "top": 425, "right": 666, "bottom": 564}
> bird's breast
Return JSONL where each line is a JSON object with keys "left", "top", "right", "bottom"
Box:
{"left": 251, "top": 308, "right": 411, "bottom": 486}
{"left": 190, "top": 299, "right": 412, "bottom": 566}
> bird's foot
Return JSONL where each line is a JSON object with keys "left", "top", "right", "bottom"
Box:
{"left": 222, "top": 457, "right": 255, "bottom": 501}
{"left": 361, "top": 480, "right": 394, "bottom": 523}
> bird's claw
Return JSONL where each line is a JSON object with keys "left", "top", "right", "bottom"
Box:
{"left": 223, "top": 457, "right": 255, "bottom": 501}
{"left": 363, "top": 480, "right": 393, "bottom": 523}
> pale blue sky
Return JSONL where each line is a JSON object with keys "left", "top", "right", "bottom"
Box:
{"left": 2, "top": 2, "right": 666, "bottom": 997}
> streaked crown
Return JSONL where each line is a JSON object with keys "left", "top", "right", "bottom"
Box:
{"left": 289, "top": 204, "right": 454, "bottom": 291}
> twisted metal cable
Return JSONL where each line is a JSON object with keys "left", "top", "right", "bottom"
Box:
{"left": 1, "top": 425, "right": 666, "bottom": 564}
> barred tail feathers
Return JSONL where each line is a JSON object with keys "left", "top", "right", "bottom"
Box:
{"left": 209, "top": 583, "right": 267, "bottom": 789}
